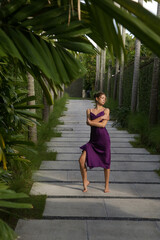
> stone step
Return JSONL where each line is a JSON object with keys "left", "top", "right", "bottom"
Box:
{"left": 46, "top": 142, "right": 133, "bottom": 148}
{"left": 48, "top": 147, "right": 149, "bottom": 154}
{"left": 40, "top": 161, "right": 160, "bottom": 171}
{"left": 50, "top": 137, "right": 136, "bottom": 142}
{"left": 61, "top": 133, "right": 139, "bottom": 138}
{"left": 57, "top": 129, "right": 129, "bottom": 134}
{"left": 33, "top": 170, "right": 160, "bottom": 183}
{"left": 56, "top": 153, "right": 160, "bottom": 161}
{"left": 43, "top": 198, "right": 160, "bottom": 219}
{"left": 30, "top": 182, "right": 160, "bottom": 198}
{"left": 15, "top": 219, "right": 160, "bottom": 240}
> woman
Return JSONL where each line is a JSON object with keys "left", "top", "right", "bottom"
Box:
{"left": 79, "top": 92, "right": 111, "bottom": 193}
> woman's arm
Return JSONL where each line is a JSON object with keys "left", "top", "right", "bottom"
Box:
{"left": 87, "top": 108, "right": 110, "bottom": 128}
{"left": 86, "top": 109, "right": 91, "bottom": 125}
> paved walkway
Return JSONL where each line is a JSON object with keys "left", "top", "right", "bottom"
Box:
{"left": 16, "top": 100, "right": 160, "bottom": 239}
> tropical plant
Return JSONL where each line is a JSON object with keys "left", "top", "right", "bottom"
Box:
{"left": 81, "top": 53, "right": 96, "bottom": 92}
{"left": 131, "top": 0, "right": 143, "bottom": 112}
{"left": 0, "top": 60, "right": 42, "bottom": 172}
{"left": 149, "top": 3, "right": 160, "bottom": 125}
{"left": 0, "top": 179, "right": 32, "bottom": 240}
{"left": 112, "top": 106, "right": 130, "bottom": 128}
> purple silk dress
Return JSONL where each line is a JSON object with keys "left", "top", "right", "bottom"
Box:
{"left": 80, "top": 110, "right": 111, "bottom": 169}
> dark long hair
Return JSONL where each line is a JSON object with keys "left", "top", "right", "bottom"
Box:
{"left": 94, "top": 92, "right": 106, "bottom": 102}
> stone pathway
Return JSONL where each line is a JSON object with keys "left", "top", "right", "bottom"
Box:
{"left": 16, "top": 100, "right": 160, "bottom": 240}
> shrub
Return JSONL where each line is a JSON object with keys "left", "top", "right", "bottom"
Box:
{"left": 111, "top": 106, "right": 130, "bottom": 128}
{"left": 148, "top": 126, "right": 160, "bottom": 152}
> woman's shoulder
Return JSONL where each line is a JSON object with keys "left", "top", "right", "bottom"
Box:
{"left": 86, "top": 108, "right": 93, "bottom": 113}
{"left": 104, "top": 108, "right": 110, "bottom": 114}
{"left": 86, "top": 108, "right": 91, "bottom": 114}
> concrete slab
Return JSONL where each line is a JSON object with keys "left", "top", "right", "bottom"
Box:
{"left": 112, "top": 171, "right": 160, "bottom": 183}
{"left": 56, "top": 126, "right": 125, "bottom": 132}
{"left": 87, "top": 220, "right": 160, "bottom": 240}
{"left": 33, "top": 171, "right": 68, "bottom": 182}
{"left": 50, "top": 137, "right": 135, "bottom": 144}
{"left": 43, "top": 198, "right": 107, "bottom": 217}
{"left": 16, "top": 220, "right": 87, "bottom": 240}
{"left": 56, "top": 153, "right": 160, "bottom": 161}
{"left": 105, "top": 199, "right": 160, "bottom": 218}
{"left": 48, "top": 146, "right": 149, "bottom": 154}
{"left": 61, "top": 133, "right": 138, "bottom": 138}
{"left": 33, "top": 170, "right": 114, "bottom": 182}
{"left": 30, "top": 182, "right": 139, "bottom": 197}
{"left": 33, "top": 170, "right": 160, "bottom": 183}
{"left": 16, "top": 219, "right": 160, "bottom": 240}
{"left": 40, "top": 160, "right": 160, "bottom": 171}
{"left": 134, "top": 184, "right": 160, "bottom": 198}
{"left": 46, "top": 142, "right": 133, "bottom": 148}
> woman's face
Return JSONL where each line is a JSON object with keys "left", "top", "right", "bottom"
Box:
{"left": 97, "top": 94, "right": 106, "bottom": 105}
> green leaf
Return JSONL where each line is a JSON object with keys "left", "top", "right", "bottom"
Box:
{"left": 0, "top": 29, "right": 23, "bottom": 62}
{"left": 58, "top": 41, "right": 96, "bottom": 54}
{"left": 55, "top": 28, "right": 91, "bottom": 39}
{"left": 0, "top": 0, "right": 26, "bottom": 19}
{"left": 56, "top": 45, "right": 87, "bottom": 81}
{"left": 10, "top": 0, "right": 47, "bottom": 23}
{"left": 22, "top": 7, "right": 65, "bottom": 28}
{"left": 0, "top": 200, "right": 32, "bottom": 209}
{"left": 8, "top": 29, "right": 52, "bottom": 80}
{"left": 7, "top": 140, "right": 35, "bottom": 147}
{"left": 92, "top": 0, "right": 160, "bottom": 58}
{"left": 29, "top": 34, "right": 60, "bottom": 84}
{"left": 15, "top": 104, "right": 43, "bottom": 109}
{"left": 16, "top": 109, "right": 41, "bottom": 119}
{"left": 14, "top": 96, "right": 36, "bottom": 105}
{"left": 49, "top": 45, "right": 70, "bottom": 84}
{"left": 0, "top": 191, "right": 29, "bottom": 200}
{"left": 115, "top": 0, "right": 160, "bottom": 36}
{"left": 0, "top": 219, "right": 17, "bottom": 240}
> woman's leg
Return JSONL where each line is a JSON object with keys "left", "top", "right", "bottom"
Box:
{"left": 104, "top": 169, "right": 110, "bottom": 193}
{"left": 79, "top": 151, "right": 90, "bottom": 192}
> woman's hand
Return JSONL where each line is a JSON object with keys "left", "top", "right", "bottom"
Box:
{"left": 86, "top": 118, "right": 91, "bottom": 126}
{"left": 101, "top": 115, "right": 110, "bottom": 121}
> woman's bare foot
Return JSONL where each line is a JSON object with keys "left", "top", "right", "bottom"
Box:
{"left": 82, "top": 180, "right": 90, "bottom": 192}
{"left": 104, "top": 187, "right": 109, "bottom": 193}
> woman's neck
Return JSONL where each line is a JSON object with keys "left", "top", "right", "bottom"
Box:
{"left": 95, "top": 104, "right": 103, "bottom": 110}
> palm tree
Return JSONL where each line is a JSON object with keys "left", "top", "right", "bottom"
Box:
{"left": 113, "top": 58, "right": 119, "bottom": 100}
{"left": 27, "top": 73, "right": 37, "bottom": 143}
{"left": 50, "top": 90, "right": 54, "bottom": 113}
{"left": 95, "top": 46, "right": 101, "bottom": 91}
{"left": 131, "top": 0, "right": 143, "bottom": 112}
{"left": 149, "top": 2, "right": 160, "bottom": 125}
{"left": 107, "top": 60, "right": 112, "bottom": 98}
{"left": 100, "top": 48, "right": 106, "bottom": 91}
{"left": 119, "top": 25, "right": 126, "bottom": 107}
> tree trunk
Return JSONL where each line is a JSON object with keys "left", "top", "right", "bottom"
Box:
{"left": 149, "top": 3, "right": 160, "bottom": 125}
{"left": 100, "top": 48, "right": 106, "bottom": 92}
{"left": 61, "top": 84, "right": 65, "bottom": 97}
{"left": 119, "top": 25, "right": 126, "bottom": 107}
{"left": 107, "top": 60, "right": 112, "bottom": 98}
{"left": 42, "top": 79, "right": 50, "bottom": 122}
{"left": 27, "top": 73, "right": 37, "bottom": 143}
{"left": 113, "top": 58, "right": 119, "bottom": 100}
{"left": 50, "top": 89, "right": 54, "bottom": 113}
{"left": 131, "top": 0, "right": 143, "bottom": 112}
{"left": 95, "top": 46, "right": 101, "bottom": 91}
